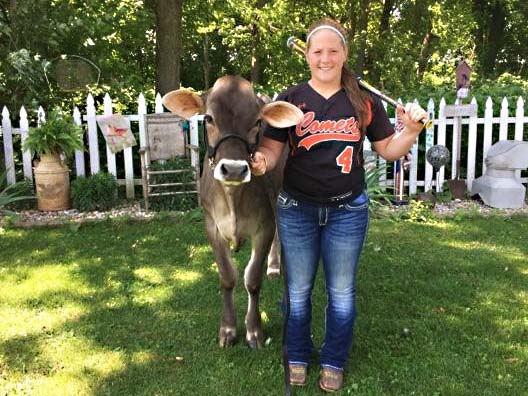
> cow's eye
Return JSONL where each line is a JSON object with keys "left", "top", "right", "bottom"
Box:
{"left": 254, "top": 119, "right": 262, "bottom": 128}
{"left": 204, "top": 114, "right": 213, "bottom": 124}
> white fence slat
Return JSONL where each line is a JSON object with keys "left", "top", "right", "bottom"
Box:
{"left": 86, "top": 93, "right": 100, "bottom": 174}
{"left": 409, "top": 139, "right": 419, "bottom": 195}
{"left": 424, "top": 98, "right": 435, "bottom": 191}
{"left": 190, "top": 115, "right": 201, "bottom": 167}
{"left": 499, "top": 97, "right": 509, "bottom": 141}
{"left": 73, "top": 107, "right": 85, "bottom": 177}
{"left": 138, "top": 93, "right": 147, "bottom": 148}
{"left": 514, "top": 97, "right": 524, "bottom": 141}
{"left": 103, "top": 93, "right": 117, "bottom": 177}
{"left": 124, "top": 145, "right": 134, "bottom": 199}
{"left": 19, "top": 107, "right": 33, "bottom": 182}
{"left": 155, "top": 93, "right": 164, "bottom": 113}
{"left": 466, "top": 97, "right": 478, "bottom": 190}
{"left": 514, "top": 96, "right": 524, "bottom": 179}
{"left": 482, "top": 97, "right": 493, "bottom": 175}
{"left": 2, "top": 107, "right": 15, "bottom": 184}
{"left": 451, "top": 99, "right": 461, "bottom": 179}
{"left": 408, "top": 99, "right": 420, "bottom": 195}
{"left": 437, "top": 98, "right": 447, "bottom": 191}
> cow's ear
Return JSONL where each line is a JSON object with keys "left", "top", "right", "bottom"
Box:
{"left": 261, "top": 101, "right": 304, "bottom": 128}
{"left": 162, "top": 89, "right": 204, "bottom": 119}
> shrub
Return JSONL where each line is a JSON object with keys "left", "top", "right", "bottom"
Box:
{"left": 0, "top": 169, "right": 35, "bottom": 213}
{"left": 71, "top": 172, "right": 118, "bottom": 211}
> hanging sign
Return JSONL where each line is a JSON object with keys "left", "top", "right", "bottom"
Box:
{"left": 97, "top": 114, "right": 137, "bottom": 154}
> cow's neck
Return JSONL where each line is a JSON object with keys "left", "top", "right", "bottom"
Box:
{"left": 218, "top": 183, "right": 246, "bottom": 248}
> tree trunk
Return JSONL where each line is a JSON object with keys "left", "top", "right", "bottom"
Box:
{"left": 379, "top": 0, "right": 392, "bottom": 36}
{"left": 417, "top": 31, "right": 436, "bottom": 80}
{"left": 354, "top": 0, "right": 370, "bottom": 74}
{"left": 472, "top": 0, "right": 507, "bottom": 77}
{"left": 149, "top": 0, "right": 183, "bottom": 95}
{"left": 348, "top": 0, "right": 358, "bottom": 41}
{"left": 250, "top": 0, "right": 269, "bottom": 85}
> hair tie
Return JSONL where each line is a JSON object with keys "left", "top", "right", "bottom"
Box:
{"left": 306, "top": 25, "right": 346, "bottom": 46}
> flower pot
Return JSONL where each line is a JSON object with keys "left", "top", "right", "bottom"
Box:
{"left": 34, "top": 154, "right": 70, "bottom": 211}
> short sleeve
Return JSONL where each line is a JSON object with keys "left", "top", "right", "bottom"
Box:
{"left": 366, "top": 97, "right": 394, "bottom": 142}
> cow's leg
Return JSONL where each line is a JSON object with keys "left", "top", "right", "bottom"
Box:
{"left": 266, "top": 228, "right": 281, "bottom": 278}
{"left": 205, "top": 216, "right": 238, "bottom": 347}
{"left": 244, "top": 227, "right": 274, "bottom": 349}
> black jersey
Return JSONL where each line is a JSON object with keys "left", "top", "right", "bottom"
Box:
{"left": 264, "top": 82, "right": 394, "bottom": 203}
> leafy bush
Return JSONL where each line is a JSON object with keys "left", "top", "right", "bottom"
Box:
{"left": 71, "top": 172, "right": 118, "bottom": 211}
{"left": 0, "top": 169, "right": 35, "bottom": 213}
{"left": 146, "top": 157, "right": 198, "bottom": 212}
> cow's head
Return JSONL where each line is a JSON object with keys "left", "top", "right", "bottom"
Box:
{"left": 162, "top": 76, "right": 303, "bottom": 186}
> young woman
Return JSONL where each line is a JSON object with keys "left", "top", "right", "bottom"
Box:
{"left": 251, "top": 18, "right": 427, "bottom": 392}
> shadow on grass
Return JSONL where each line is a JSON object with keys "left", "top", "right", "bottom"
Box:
{"left": 0, "top": 214, "right": 527, "bottom": 395}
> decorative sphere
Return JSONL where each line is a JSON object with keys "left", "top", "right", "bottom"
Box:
{"left": 426, "top": 145, "right": 450, "bottom": 170}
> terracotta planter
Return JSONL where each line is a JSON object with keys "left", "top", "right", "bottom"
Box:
{"left": 34, "top": 154, "right": 70, "bottom": 211}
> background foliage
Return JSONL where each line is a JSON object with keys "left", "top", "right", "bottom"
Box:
{"left": 1, "top": 0, "right": 528, "bottom": 116}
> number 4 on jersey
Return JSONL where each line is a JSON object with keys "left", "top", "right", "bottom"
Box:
{"left": 336, "top": 146, "right": 354, "bottom": 173}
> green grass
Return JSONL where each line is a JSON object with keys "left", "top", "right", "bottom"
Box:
{"left": 0, "top": 212, "right": 527, "bottom": 396}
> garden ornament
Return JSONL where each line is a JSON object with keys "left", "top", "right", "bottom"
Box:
{"left": 426, "top": 145, "right": 450, "bottom": 194}
{"left": 471, "top": 140, "right": 528, "bottom": 209}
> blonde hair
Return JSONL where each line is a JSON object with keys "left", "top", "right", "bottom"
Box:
{"left": 306, "top": 18, "right": 372, "bottom": 131}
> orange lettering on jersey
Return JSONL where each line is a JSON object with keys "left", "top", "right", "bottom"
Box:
{"left": 295, "top": 111, "right": 361, "bottom": 150}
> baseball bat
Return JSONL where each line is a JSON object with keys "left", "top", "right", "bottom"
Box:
{"left": 286, "top": 36, "right": 432, "bottom": 129}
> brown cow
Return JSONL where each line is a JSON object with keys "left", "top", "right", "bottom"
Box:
{"left": 163, "top": 76, "right": 303, "bottom": 348}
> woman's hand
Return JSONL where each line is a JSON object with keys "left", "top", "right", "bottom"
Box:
{"left": 397, "top": 103, "right": 428, "bottom": 135}
{"left": 250, "top": 151, "right": 268, "bottom": 176}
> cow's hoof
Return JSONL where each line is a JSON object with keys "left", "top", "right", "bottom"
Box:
{"left": 266, "top": 267, "right": 280, "bottom": 279}
{"left": 246, "top": 331, "right": 263, "bottom": 349}
{"left": 219, "top": 326, "right": 237, "bottom": 348}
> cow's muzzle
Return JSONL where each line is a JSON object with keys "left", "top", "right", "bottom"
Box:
{"left": 213, "top": 159, "right": 251, "bottom": 185}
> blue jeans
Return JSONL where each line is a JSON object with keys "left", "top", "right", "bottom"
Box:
{"left": 277, "top": 189, "right": 369, "bottom": 370}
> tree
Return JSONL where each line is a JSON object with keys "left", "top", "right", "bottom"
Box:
{"left": 146, "top": 0, "right": 184, "bottom": 95}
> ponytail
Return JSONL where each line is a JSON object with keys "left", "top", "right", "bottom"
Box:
{"left": 341, "top": 66, "right": 372, "bottom": 132}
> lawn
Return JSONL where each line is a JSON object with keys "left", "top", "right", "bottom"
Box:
{"left": 0, "top": 211, "right": 527, "bottom": 396}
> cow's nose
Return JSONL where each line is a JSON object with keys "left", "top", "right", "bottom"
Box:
{"left": 214, "top": 159, "right": 251, "bottom": 184}
{"left": 221, "top": 162, "right": 249, "bottom": 178}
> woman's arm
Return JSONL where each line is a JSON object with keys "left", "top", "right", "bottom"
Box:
{"left": 372, "top": 103, "right": 428, "bottom": 161}
{"left": 250, "top": 137, "right": 286, "bottom": 176}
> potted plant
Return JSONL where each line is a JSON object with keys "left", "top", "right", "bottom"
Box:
{"left": 23, "top": 109, "right": 84, "bottom": 211}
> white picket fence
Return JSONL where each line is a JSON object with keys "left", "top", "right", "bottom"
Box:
{"left": 1, "top": 93, "right": 527, "bottom": 200}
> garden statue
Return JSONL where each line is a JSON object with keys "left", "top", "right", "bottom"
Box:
{"left": 426, "top": 144, "right": 450, "bottom": 194}
{"left": 471, "top": 140, "right": 528, "bottom": 209}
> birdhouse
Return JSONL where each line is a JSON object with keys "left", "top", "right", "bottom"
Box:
{"left": 456, "top": 60, "right": 472, "bottom": 99}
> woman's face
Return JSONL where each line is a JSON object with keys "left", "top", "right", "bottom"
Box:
{"left": 305, "top": 28, "right": 347, "bottom": 87}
